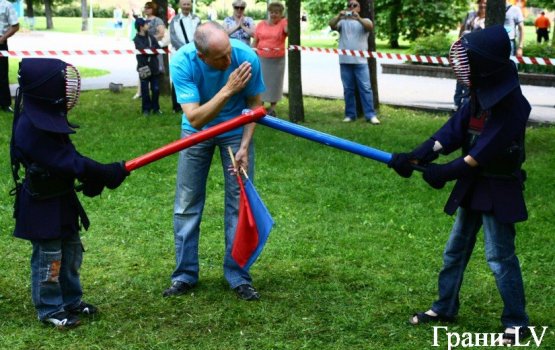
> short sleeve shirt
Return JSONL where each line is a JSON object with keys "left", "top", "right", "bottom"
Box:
{"left": 147, "top": 16, "right": 165, "bottom": 38}
{"left": 170, "top": 39, "right": 265, "bottom": 136}
{"left": 254, "top": 19, "right": 288, "bottom": 58}
{"left": 337, "top": 18, "right": 369, "bottom": 65}
{"left": 223, "top": 16, "right": 255, "bottom": 45}
{"left": 504, "top": 5, "right": 523, "bottom": 40}
{"left": 0, "top": 0, "right": 18, "bottom": 36}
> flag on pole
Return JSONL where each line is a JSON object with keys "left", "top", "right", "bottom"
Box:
{"left": 228, "top": 148, "right": 274, "bottom": 271}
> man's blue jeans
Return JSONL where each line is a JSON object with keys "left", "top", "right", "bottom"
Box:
{"left": 431, "top": 208, "right": 528, "bottom": 328}
{"left": 31, "top": 234, "right": 83, "bottom": 320}
{"left": 340, "top": 63, "right": 376, "bottom": 120}
{"left": 172, "top": 130, "right": 254, "bottom": 289}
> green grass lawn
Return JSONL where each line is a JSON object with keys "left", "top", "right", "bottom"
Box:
{"left": 0, "top": 92, "right": 553, "bottom": 349}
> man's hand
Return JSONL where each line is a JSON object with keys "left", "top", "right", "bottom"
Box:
{"left": 224, "top": 62, "right": 252, "bottom": 97}
{"left": 234, "top": 147, "right": 249, "bottom": 173}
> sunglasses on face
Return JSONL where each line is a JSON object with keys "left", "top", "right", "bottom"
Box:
{"left": 234, "top": 6, "right": 245, "bottom": 10}
{"left": 348, "top": 3, "right": 359, "bottom": 8}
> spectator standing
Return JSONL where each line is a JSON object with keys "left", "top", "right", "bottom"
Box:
{"left": 504, "top": 0, "right": 524, "bottom": 56}
{"left": 113, "top": 5, "right": 124, "bottom": 39}
{"left": 11, "top": 58, "right": 128, "bottom": 329}
{"left": 534, "top": 11, "right": 551, "bottom": 43}
{"left": 114, "top": 5, "right": 124, "bottom": 29}
{"left": 453, "top": 0, "right": 486, "bottom": 111}
{"left": 169, "top": 0, "right": 201, "bottom": 113}
{"left": 389, "top": 25, "right": 531, "bottom": 346}
{"left": 329, "top": 0, "right": 380, "bottom": 125}
{"left": 252, "top": 2, "right": 287, "bottom": 116}
{"left": 143, "top": 1, "right": 165, "bottom": 42}
{"left": 164, "top": 22, "right": 265, "bottom": 301}
{"left": 134, "top": 18, "right": 162, "bottom": 115}
{"left": 0, "top": 0, "right": 19, "bottom": 112}
{"left": 144, "top": 1, "right": 167, "bottom": 73}
{"left": 223, "top": 0, "right": 255, "bottom": 46}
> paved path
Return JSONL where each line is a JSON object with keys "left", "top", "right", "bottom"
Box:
{"left": 9, "top": 31, "right": 555, "bottom": 124}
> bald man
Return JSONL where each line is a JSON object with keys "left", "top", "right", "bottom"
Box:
{"left": 165, "top": 22, "right": 265, "bottom": 301}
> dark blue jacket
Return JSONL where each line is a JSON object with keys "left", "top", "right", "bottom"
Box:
{"left": 13, "top": 113, "right": 90, "bottom": 240}
{"left": 432, "top": 88, "right": 530, "bottom": 224}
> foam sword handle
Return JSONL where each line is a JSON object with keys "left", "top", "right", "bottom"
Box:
{"left": 257, "top": 115, "right": 426, "bottom": 172}
{"left": 124, "top": 107, "right": 267, "bottom": 172}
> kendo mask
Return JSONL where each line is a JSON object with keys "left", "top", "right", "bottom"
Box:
{"left": 17, "top": 58, "right": 81, "bottom": 134}
{"left": 448, "top": 25, "right": 519, "bottom": 109}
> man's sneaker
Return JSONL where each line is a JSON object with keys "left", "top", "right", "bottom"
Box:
{"left": 342, "top": 117, "right": 354, "bottom": 122}
{"left": 234, "top": 284, "right": 260, "bottom": 301}
{"left": 67, "top": 301, "right": 98, "bottom": 316}
{"left": 163, "top": 281, "right": 193, "bottom": 297}
{"left": 368, "top": 116, "right": 381, "bottom": 125}
{"left": 42, "top": 311, "right": 81, "bottom": 329}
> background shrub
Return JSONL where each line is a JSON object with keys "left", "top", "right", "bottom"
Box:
{"left": 410, "top": 33, "right": 452, "bottom": 57}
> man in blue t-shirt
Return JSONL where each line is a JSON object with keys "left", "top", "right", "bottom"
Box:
{"left": 165, "top": 21, "right": 265, "bottom": 301}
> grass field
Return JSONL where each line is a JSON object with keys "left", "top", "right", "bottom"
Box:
{"left": 0, "top": 91, "right": 553, "bottom": 349}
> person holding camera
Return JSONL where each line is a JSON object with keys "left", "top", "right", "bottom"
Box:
{"left": 329, "top": 0, "right": 379, "bottom": 125}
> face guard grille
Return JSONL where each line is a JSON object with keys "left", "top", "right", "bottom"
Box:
{"left": 64, "top": 63, "right": 81, "bottom": 111}
{"left": 449, "top": 39, "right": 471, "bottom": 88}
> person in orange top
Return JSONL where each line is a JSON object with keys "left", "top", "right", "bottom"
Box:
{"left": 252, "top": 2, "right": 288, "bottom": 116}
{"left": 534, "top": 11, "right": 551, "bottom": 43}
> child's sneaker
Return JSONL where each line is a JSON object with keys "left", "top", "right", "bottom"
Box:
{"left": 67, "top": 301, "right": 98, "bottom": 316}
{"left": 42, "top": 311, "right": 81, "bottom": 329}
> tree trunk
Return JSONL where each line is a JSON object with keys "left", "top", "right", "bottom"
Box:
{"left": 361, "top": 0, "right": 379, "bottom": 110}
{"left": 81, "top": 0, "right": 88, "bottom": 32}
{"left": 485, "top": 0, "right": 505, "bottom": 27}
{"left": 25, "top": 0, "right": 34, "bottom": 17}
{"left": 388, "top": 0, "right": 401, "bottom": 49}
{"left": 287, "top": 0, "right": 304, "bottom": 123}
{"left": 155, "top": 0, "right": 171, "bottom": 96}
{"left": 44, "top": 0, "right": 54, "bottom": 29}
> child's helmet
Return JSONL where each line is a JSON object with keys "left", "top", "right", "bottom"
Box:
{"left": 17, "top": 58, "right": 81, "bottom": 133}
{"left": 448, "top": 25, "right": 518, "bottom": 109}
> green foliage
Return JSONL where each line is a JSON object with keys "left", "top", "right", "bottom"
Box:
{"left": 32, "top": 5, "right": 114, "bottom": 18}
{"left": 375, "top": 0, "right": 468, "bottom": 41}
{"left": 245, "top": 9, "right": 268, "bottom": 20}
{"left": 304, "top": 0, "right": 469, "bottom": 46}
{"left": 303, "top": 0, "right": 344, "bottom": 31}
{"left": 526, "top": 0, "right": 555, "bottom": 10}
{"left": 0, "top": 92, "right": 554, "bottom": 349}
{"left": 410, "top": 32, "right": 453, "bottom": 57}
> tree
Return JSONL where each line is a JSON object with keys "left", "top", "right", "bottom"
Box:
{"left": 154, "top": 0, "right": 171, "bottom": 96}
{"left": 25, "top": 0, "right": 34, "bottom": 18}
{"left": 485, "top": 0, "right": 506, "bottom": 27}
{"left": 81, "top": 0, "right": 88, "bottom": 32}
{"left": 287, "top": 0, "right": 305, "bottom": 123}
{"left": 359, "top": 0, "right": 379, "bottom": 109}
{"left": 44, "top": 0, "right": 54, "bottom": 29}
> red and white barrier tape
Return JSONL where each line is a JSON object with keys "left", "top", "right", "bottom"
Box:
{"left": 1, "top": 46, "right": 553, "bottom": 66}
{"left": 0, "top": 48, "right": 170, "bottom": 57}
{"left": 288, "top": 45, "right": 555, "bottom": 66}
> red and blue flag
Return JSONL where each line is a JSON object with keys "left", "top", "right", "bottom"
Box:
{"left": 231, "top": 173, "right": 274, "bottom": 271}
